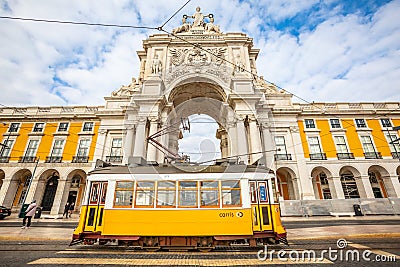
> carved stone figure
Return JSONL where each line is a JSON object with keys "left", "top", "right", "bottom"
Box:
{"left": 205, "top": 17, "right": 221, "bottom": 33}
{"left": 151, "top": 55, "right": 162, "bottom": 74}
{"left": 191, "top": 6, "right": 209, "bottom": 27}
{"left": 172, "top": 15, "right": 190, "bottom": 34}
{"left": 112, "top": 77, "right": 139, "bottom": 97}
{"left": 234, "top": 55, "right": 245, "bottom": 72}
{"left": 254, "top": 76, "right": 280, "bottom": 93}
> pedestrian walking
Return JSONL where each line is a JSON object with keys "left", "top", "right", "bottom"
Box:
{"left": 21, "top": 200, "right": 37, "bottom": 229}
{"left": 63, "top": 202, "right": 70, "bottom": 218}
{"left": 68, "top": 202, "right": 75, "bottom": 218}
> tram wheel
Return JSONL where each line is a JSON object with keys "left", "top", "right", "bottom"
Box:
{"left": 145, "top": 247, "right": 160, "bottom": 252}
{"left": 198, "top": 247, "right": 212, "bottom": 252}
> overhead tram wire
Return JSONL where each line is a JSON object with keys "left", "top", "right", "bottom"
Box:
{"left": 158, "top": 0, "right": 192, "bottom": 30}
{"left": 1, "top": 14, "right": 399, "bottom": 159}
{"left": 0, "top": 16, "right": 158, "bottom": 30}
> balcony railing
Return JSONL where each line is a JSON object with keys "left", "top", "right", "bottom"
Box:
{"left": 274, "top": 154, "right": 292, "bottom": 161}
{"left": 106, "top": 156, "right": 123, "bottom": 163}
{"left": 392, "top": 152, "right": 400, "bottom": 159}
{"left": 0, "top": 156, "right": 10, "bottom": 163}
{"left": 337, "top": 153, "right": 355, "bottom": 160}
{"left": 45, "top": 156, "right": 63, "bottom": 163}
{"left": 72, "top": 156, "right": 89, "bottom": 163}
{"left": 364, "top": 152, "right": 382, "bottom": 159}
{"left": 309, "top": 153, "right": 327, "bottom": 160}
{"left": 18, "top": 156, "right": 37, "bottom": 163}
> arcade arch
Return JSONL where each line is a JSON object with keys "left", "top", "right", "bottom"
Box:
{"left": 276, "top": 167, "right": 298, "bottom": 200}
{"left": 0, "top": 169, "right": 4, "bottom": 190}
{"left": 311, "top": 167, "right": 332, "bottom": 200}
{"left": 4, "top": 169, "right": 32, "bottom": 209}
{"left": 339, "top": 166, "right": 361, "bottom": 199}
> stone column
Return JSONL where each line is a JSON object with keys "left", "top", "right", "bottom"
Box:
{"left": 123, "top": 125, "right": 135, "bottom": 164}
{"left": 260, "top": 122, "right": 275, "bottom": 170}
{"left": 24, "top": 173, "right": 41, "bottom": 204}
{"left": 227, "top": 122, "right": 237, "bottom": 158}
{"left": 358, "top": 175, "right": 375, "bottom": 198}
{"left": 328, "top": 176, "right": 345, "bottom": 199}
{"left": 381, "top": 175, "right": 400, "bottom": 197}
{"left": 0, "top": 177, "right": 12, "bottom": 206}
{"left": 133, "top": 118, "right": 147, "bottom": 158}
{"left": 93, "top": 129, "right": 107, "bottom": 161}
{"left": 236, "top": 118, "right": 248, "bottom": 163}
{"left": 147, "top": 118, "right": 159, "bottom": 162}
{"left": 248, "top": 118, "right": 262, "bottom": 164}
{"left": 50, "top": 178, "right": 68, "bottom": 215}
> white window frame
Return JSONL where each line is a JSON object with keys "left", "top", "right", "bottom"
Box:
{"left": 76, "top": 138, "right": 91, "bottom": 157}
{"left": 355, "top": 119, "right": 367, "bottom": 128}
{"left": 32, "top": 122, "right": 45, "bottom": 133}
{"left": 82, "top": 122, "right": 94, "bottom": 132}
{"left": 304, "top": 119, "right": 316, "bottom": 129}
{"left": 110, "top": 138, "right": 123, "bottom": 157}
{"left": 274, "top": 136, "right": 288, "bottom": 154}
{"left": 0, "top": 139, "right": 15, "bottom": 158}
{"left": 386, "top": 134, "right": 400, "bottom": 153}
{"left": 333, "top": 135, "right": 349, "bottom": 153}
{"left": 50, "top": 138, "right": 66, "bottom": 157}
{"left": 308, "top": 136, "right": 322, "bottom": 154}
{"left": 8, "top": 123, "right": 20, "bottom": 133}
{"left": 380, "top": 118, "right": 392, "bottom": 128}
{"left": 329, "top": 119, "right": 341, "bottom": 129}
{"left": 359, "top": 135, "right": 376, "bottom": 153}
{"left": 58, "top": 122, "right": 69, "bottom": 132}
{"left": 24, "top": 139, "right": 40, "bottom": 157}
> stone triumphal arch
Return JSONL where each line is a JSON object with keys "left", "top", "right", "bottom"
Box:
{"left": 101, "top": 7, "right": 285, "bottom": 169}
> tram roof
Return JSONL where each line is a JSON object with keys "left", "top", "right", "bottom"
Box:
{"left": 89, "top": 162, "right": 274, "bottom": 175}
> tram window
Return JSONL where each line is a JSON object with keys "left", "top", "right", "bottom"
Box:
{"left": 87, "top": 207, "right": 96, "bottom": 226}
{"left": 114, "top": 181, "right": 134, "bottom": 207}
{"left": 135, "top": 181, "right": 155, "bottom": 207}
{"left": 222, "top": 180, "right": 241, "bottom": 207}
{"left": 89, "top": 183, "right": 99, "bottom": 204}
{"left": 249, "top": 182, "right": 257, "bottom": 203}
{"left": 271, "top": 178, "right": 279, "bottom": 203}
{"left": 200, "top": 181, "right": 219, "bottom": 207}
{"left": 179, "top": 181, "right": 198, "bottom": 207}
{"left": 100, "top": 183, "right": 108, "bottom": 204}
{"left": 157, "top": 181, "right": 176, "bottom": 207}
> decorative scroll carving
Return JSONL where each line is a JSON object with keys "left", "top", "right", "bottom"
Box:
{"left": 254, "top": 76, "right": 280, "bottom": 94}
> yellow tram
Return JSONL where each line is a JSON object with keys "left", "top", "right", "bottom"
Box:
{"left": 72, "top": 160, "right": 287, "bottom": 250}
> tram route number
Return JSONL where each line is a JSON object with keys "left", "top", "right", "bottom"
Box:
{"left": 219, "top": 211, "right": 244, "bottom": 218}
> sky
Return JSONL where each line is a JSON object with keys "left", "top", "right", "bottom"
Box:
{"left": 1, "top": 0, "right": 399, "bottom": 161}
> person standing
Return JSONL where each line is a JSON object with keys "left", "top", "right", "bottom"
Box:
{"left": 68, "top": 202, "right": 75, "bottom": 218}
{"left": 21, "top": 200, "right": 37, "bottom": 229}
{"left": 63, "top": 202, "right": 70, "bottom": 218}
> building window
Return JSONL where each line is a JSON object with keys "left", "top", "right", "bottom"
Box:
{"left": 380, "top": 118, "right": 392, "bottom": 128}
{"left": 51, "top": 139, "right": 64, "bottom": 157}
{"left": 274, "top": 136, "right": 291, "bottom": 160}
{"left": 334, "top": 136, "right": 348, "bottom": 153}
{"left": 369, "top": 172, "right": 384, "bottom": 198}
{"left": 58, "top": 122, "right": 69, "bottom": 132}
{"left": 114, "top": 181, "right": 134, "bottom": 207}
{"left": 135, "top": 181, "right": 154, "bottom": 207}
{"left": 330, "top": 119, "right": 341, "bottom": 128}
{"left": 319, "top": 172, "right": 331, "bottom": 199}
{"left": 221, "top": 180, "right": 241, "bottom": 207}
{"left": 360, "top": 136, "right": 375, "bottom": 153}
{"left": 8, "top": 123, "right": 20, "bottom": 133}
{"left": 83, "top": 122, "right": 94, "bottom": 132}
{"left": 156, "top": 181, "right": 176, "bottom": 207}
{"left": 179, "top": 181, "right": 198, "bottom": 207}
{"left": 0, "top": 139, "right": 14, "bottom": 162}
{"left": 107, "top": 138, "right": 122, "bottom": 163}
{"left": 304, "top": 119, "right": 315, "bottom": 129}
{"left": 24, "top": 140, "right": 39, "bottom": 157}
{"left": 33, "top": 123, "right": 45, "bottom": 132}
{"left": 355, "top": 119, "right": 367, "bottom": 128}
{"left": 200, "top": 181, "right": 219, "bottom": 207}
{"left": 387, "top": 134, "right": 400, "bottom": 158}
{"left": 77, "top": 138, "right": 90, "bottom": 157}
{"left": 341, "top": 173, "right": 360, "bottom": 199}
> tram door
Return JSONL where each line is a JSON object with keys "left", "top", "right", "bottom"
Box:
{"left": 250, "top": 181, "right": 273, "bottom": 232}
{"left": 84, "top": 182, "right": 107, "bottom": 232}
